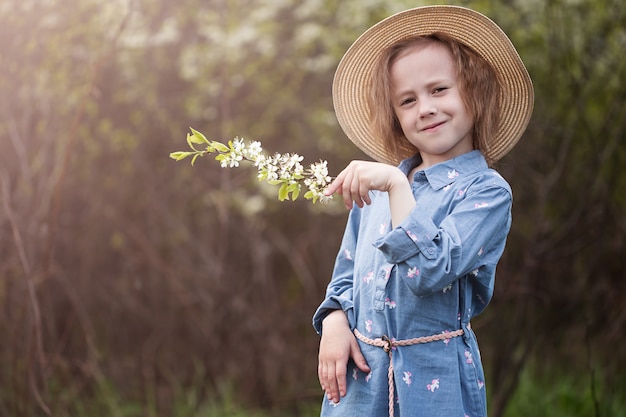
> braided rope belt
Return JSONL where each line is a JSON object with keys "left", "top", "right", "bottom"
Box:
{"left": 353, "top": 327, "right": 465, "bottom": 417}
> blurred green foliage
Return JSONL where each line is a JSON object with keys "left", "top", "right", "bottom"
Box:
{"left": 0, "top": 0, "right": 624, "bottom": 416}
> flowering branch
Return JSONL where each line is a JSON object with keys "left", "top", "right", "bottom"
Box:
{"left": 170, "top": 128, "right": 333, "bottom": 203}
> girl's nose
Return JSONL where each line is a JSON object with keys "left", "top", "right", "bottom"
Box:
{"left": 419, "top": 98, "right": 437, "bottom": 117}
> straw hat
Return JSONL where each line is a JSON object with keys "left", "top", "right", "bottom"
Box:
{"left": 332, "top": 5, "right": 534, "bottom": 165}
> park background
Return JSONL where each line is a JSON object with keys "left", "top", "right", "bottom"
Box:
{"left": 1, "top": 0, "right": 624, "bottom": 416}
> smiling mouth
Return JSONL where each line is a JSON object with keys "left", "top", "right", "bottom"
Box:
{"left": 421, "top": 121, "right": 445, "bottom": 131}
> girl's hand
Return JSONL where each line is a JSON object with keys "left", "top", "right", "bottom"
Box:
{"left": 325, "top": 161, "right": 407, "bottom": 210}
{"left": 325, "top": 160, "right": 415, "bottom": 227}
{"left": 318, "top": 310, "right": 370, "bottom": 404}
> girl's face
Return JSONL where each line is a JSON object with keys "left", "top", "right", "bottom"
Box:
{"left": 390, "top": 43, "right": 474, "bottom": 168}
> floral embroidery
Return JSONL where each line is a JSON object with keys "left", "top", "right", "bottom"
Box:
{"left": 474, "top": 202, "right": 489, "bottom": 208}
{"left": 477, "top": 247, "right": 484, "bottom": 256}
{"left": 379, "top": 223, "right": 388, "bottom": 235}
{"left": 407, "top": 267, "right": 420, "bottom": 278}
{"left": 478, "top": 380, "right": 485, "bottom": 389}
{"left": 365, "top": 371, "right": 373, "bottom": 383}
{"left": 362, "top": 272, "right": 374, "bottom": 284}
{"left": 464, "top": 350, "right": 474, "bottom": 364}
{"left": 383, "top": 267, "right": 392, "bottom": 280}
{"left": 427, "top": 378, "right": 440, "bottom": 392}
{"left": 365, "top": 319, "right": 373, "bottom": 333}
{"left": 352, "top": 368, "right": 358, "bottom": 381}
{"left": 469, "top": 269, "right": 479, "bottom": 277}
{"left": 458, "top": 189, "right": 465, "bottom": 197}
{"left": 447, "top": 169, "right": 459, "bottom": 179}
{"left": 402, "top": 371, "right": 412, "bottom": 385}
{"left": 343, "top": 249, "right": 353, "bottom": 260}
{"left": 385, "top": 298, "right": 396, "bottom": 309}
{"left": 443, "top": 184, "right": 451, "bottom": 192}
{"left": 442, "top": 283, "right": 453, "bottom": 293}
{"left": 441, "top": 330, "right": 452, "bottom": 345}
{"left": 406, "top": 230, "right": 418, "bottom": 242}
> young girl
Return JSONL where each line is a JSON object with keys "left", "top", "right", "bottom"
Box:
{"left": 313, "top": 6, "right": 533, "bottom": 417}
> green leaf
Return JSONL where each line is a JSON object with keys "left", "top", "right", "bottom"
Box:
{"left": 191, "top": 153, "right": 201, "bottom": 166}
{"left": 290, "top": 185, "right": 300, "bottom": 200}
{"left": 278, "top": 183, "right": 289, "bottom": 201}
{"left": 186, "top": 134, "right": 202, "bottom": 152}
{"left": 189, "top": 127, "right": 209, "bottom": 144}
{"left": 186, "top": 133, "right": 197, "bottom": 149}
{"left": 170, "top": 151, "right": 192, "bottom": 161}
{"left": 211, "top": 141, "right": 230, "bottom": 153}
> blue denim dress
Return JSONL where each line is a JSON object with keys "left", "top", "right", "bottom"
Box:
{"left": 313, "top": 151, "right": 512, "bottom": 417}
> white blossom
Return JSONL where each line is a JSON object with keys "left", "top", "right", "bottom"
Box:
{"left": 172, "top": 130, "right": 333, "bottom": 203}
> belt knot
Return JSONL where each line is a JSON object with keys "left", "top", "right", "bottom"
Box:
{"left": 353, "top": 327, "right": 465, "bottom": 417}
{"left": 381, "top": 335, "right": 392, "bottom": 353}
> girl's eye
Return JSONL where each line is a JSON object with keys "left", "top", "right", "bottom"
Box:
{"left": 400, "top": 98, "right": 415, "bottom": 106}
{"left": 433, "top": 87, "right": 449, "bottom": 94}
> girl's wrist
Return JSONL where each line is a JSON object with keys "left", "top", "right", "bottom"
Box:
{"left": 322, "top": 309, "right": 347, "bottom": 326}
{"left": 387, "top": 169, "right": 415, "bottom": 227}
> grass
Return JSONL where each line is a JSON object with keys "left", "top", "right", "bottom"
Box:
{"left": 3, "top": 367, "right": 625, "bottom": 417}
{"left": 501, "top": 366, "right": 626, "bottom": 417}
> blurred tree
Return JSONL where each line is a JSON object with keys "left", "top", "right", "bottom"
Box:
{"left": 0, "top": 0, "right": 134, "bottom": 414}
{"left": 476, "top": 0, "right": 626, "bottom": 415}
{"left": 0, "top": 0, "right": 396, "bottom": 414}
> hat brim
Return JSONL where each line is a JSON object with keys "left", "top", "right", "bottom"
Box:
{"left": 332, "top": 5, "right": 534, "bottom": 165}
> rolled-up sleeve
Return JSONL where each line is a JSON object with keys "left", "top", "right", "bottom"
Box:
{"left": 312, "top": 208, "right": 361, "bottom": 334}
{"left": 374, "top": 211, "right": 439, "bottom": 262}
{"left": 374, "top": 182, "right": 512, "bottom": 296}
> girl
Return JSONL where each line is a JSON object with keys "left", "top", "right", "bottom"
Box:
{"left": 313, "top": 6, "right": 533, "bottom": 417}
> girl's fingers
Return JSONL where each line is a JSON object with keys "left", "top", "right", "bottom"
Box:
{"left": 335, "top": 363, "right": 347, "bottom": 398}
{"left": 325, "top": 364, "right": 340, "bottom": 403}
{"left": 349, "top": 170, "right": 360, "bottom": 207}
{"left": 349, "top": 168, "right": 371, "bottom": 208}
{"left": 318, "top": 362, "right": 326, "bottom": 390}
{"left": 324, "top": 170, "right": 345, "bottom": 197}
{"left": 319, "top": 361, "right": 337, "bottom": 402}
{"left": 325, "top": 161, "right": 380, "bottom": 209}
{"left": 321, "top": 360, "right": 348, "bottom": 403}
{"left": 360, "top": 180, "right": 371, "bottom": 206}
{"left": 341, "top": 169, "right": 356, "bottom": 209}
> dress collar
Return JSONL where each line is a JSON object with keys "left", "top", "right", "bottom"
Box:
{"left": 397, "top": 150, "right": 488, "bottom": 191}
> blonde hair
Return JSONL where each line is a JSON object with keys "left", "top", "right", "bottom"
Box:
{"left": 369, "top": 33, "right": 502, "bottom": 165}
